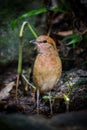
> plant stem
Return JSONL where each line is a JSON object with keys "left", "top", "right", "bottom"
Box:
{"left": 18, "top": 39, "right": 22, "bottom": 74}
{"left": 15, "top": 74, "right": 20, "bottom": 99}
{"left": 27, "top": 23, "right": 38, "bottom": 38}
{"left": 16, "top": 38, "right": 22, "bottom": 98}
{"left": 22, "top": 74, "right": 36, "bottom": 90}
{"left": 16, "top": 21, "right": 38, "bottom": 98}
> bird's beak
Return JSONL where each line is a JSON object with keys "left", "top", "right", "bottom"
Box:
{"left": 29, "top": 39, "right": 37, "bottom": 44}
{"left": 29, "top": 39, "right": 38, "bottom": 51}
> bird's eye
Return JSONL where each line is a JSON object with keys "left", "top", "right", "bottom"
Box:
{"left": 43, "top": 40, "right": 47, "bottom": 43}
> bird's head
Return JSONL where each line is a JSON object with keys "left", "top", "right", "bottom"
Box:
{"left": 30, "top": 35, "right": 57, "bottom": 54}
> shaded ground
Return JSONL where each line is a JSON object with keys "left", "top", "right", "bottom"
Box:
{"left": 0, "top": 66, "right": 87, "bottom": 117}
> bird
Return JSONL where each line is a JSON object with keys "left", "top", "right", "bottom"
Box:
{"left": 31, "top": 35, "right": 62, "bottom": 114}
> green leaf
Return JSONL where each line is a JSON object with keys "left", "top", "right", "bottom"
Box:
{"left": 19, "top": 7, "right": 67, "bottom": 19}
{"left": 42, "top": 94, "right": 55, "bottom": 101}
{"left": 42, "top": 95, "right": 49, "bottom": 102}
{"left": 63, "top": 94, "right": 70, "bottom": 102}
{"left": 66, "top": 82, "right": 75, "bottom": 87}
{"left": 50, "top": 6, "right": 68, "bottom": 13}
{"left": 62, "top": 33, "right": 82, "bottom": 47}
{"left": 11, "top": 19, "right": 18, "bottom": 30}
{"left": 67, "top": 35, "right": 82, "bottom": 45}
{"left": 19, "top": 8, "right": 47, "bottom": 19}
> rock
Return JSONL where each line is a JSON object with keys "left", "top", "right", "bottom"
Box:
{"left": 51, "top": 110, "right": 87, "bottom": 130}
{"left": 0, "top": 110, "right": 87, "bottom": 130}
{"left": 0, "top": 114, "right": 52, "bottom": 130}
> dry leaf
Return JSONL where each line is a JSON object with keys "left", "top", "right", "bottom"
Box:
{"left": 0, "top": 82, "right": 15, "bottom": 101}
{"left": 54, "top": 30, "right": 73, "bottom": 36}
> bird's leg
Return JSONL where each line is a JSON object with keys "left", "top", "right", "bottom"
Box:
{"left": 37, "top": 88, "right": 40, "bottom": 114}
{"left": 48, "top": 91, "right": 53, "bottom": 115}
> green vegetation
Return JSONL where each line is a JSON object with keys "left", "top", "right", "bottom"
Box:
{"left": 11, "top": 6, "right": 68, "bottom": 30}
{"left": 62, "top": 33, "right": 83, "bottom": 48}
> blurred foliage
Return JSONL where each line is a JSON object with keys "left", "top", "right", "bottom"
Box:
{"left": 62, "top": 33, "right": 83, "bottom": 48}
{"left": 11, "top": 5, "right": 68, "bottom": 30}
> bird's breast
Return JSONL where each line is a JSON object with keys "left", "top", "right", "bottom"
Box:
{"left": 33, "top": 53, "right": 62, "bottom": 93}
